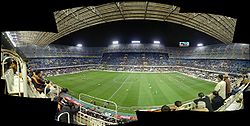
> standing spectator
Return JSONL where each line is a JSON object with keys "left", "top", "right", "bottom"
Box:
{"left": 211, "top": 91, "right": 224, "bottom": 111}
{"left": 214, "top": 74, "right": 226, "bottom": 99}
{"left": 31, "top": 70, "right": 50, "bottom": 94}
{"left": 4, "top": 59, "right": 24, "bottom": 96}
{"left": 193, "top": 92, "right": 213, "bottom": 112}
{"left": 4, "top": 59, "right": 16, "bottom": 94}
{"left": 223, "top": 74, "right": 231, "bottom": 98}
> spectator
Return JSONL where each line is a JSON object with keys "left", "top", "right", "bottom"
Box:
{"left": 214, "top": 74, "right": 226, "bottom": 99}
{"left": 240, "top": 75, "right": 249, "bottom": 86}
{"left": 193, "top": 92, "right": 213, "bottom": 112}
{"left": 90, "top": 100, "right": 96, "bottom": 105}
{"left": 31, "top": 70, "right": 50, "bottom": 94}
{"left": 174, "top": 101, "right": 186, "bottom": 111}
{"left": 192, "top": 101, "right": 209, "bottom": 112}
{"left": 4, "top": 59, "right": 16, "bottom": 94}
{"left": 103, "top": 102, "right": 109, "bottom": 108}
{"left": 4, "top": 59, "right": 24, "bottom": 96}
{"left": 161, "top": 105, "right": 171, "bottom": 112}
{"left": 223, "top": 74, "right": 231, "bottom": 98}
{"left": 58, "top": 102, "right": 80, "bottom": 124}
{"left": 211, "top": 91, "right": 224, "bottom": 111}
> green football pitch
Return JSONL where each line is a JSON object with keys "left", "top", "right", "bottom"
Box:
{"left": 47, "top": 71, "right": 216, "bottom": 113}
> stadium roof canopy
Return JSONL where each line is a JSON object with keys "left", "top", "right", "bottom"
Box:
{"left": 5, "top": 1, "right": 237, "bottom": 46}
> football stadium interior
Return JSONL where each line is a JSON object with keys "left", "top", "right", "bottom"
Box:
{"left": 1, "top": 1, "right": 250, "bottom": 125}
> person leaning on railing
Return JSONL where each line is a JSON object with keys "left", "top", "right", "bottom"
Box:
{"left": 31, "top": 70, "right": 50, "bottom": 94}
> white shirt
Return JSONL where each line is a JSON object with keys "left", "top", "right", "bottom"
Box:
{"left": 214, "top": 80, "right": 226, "bottom": 99}
{"left": 5, "top": 69, "right": 14, "bottom": 92}
{"left": 5, "top": 69, "right": 24, "bottom": 94}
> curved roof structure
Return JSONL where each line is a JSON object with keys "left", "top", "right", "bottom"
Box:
{"left": 5, "top": 1, "right": 237, "bottom": 46}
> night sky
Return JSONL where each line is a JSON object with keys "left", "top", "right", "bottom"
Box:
{"left": 53, "top": 20, "right": 224, "bottom": 47}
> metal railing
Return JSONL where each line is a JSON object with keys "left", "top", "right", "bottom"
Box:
{"left": 79, "top": 93, "right": 118, "bottom": 123}
{"left": 75, "top": 107, "right": 117, "bottom": 126}
{"left": 57, "top": 112, "right": 70, "bottom": 124}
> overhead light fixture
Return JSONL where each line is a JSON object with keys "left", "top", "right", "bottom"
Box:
{"left": 153, "top": 41, "right": 160, "bottom": 44}
{"left": 76, "top": 44, "right": 82, "bottom": 47}
{"left": 131, "top": 40, "right": 140, "bottom": 44}
{"left": 197, "top": 43, "right": 203, "bottom": 47}
{"left": 112, "top": 41, "right": 119, "bottom": 44}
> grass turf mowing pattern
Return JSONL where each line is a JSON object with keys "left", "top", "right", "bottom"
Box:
{"left": 47, "top": 71, "right": 216, "bottom": 108}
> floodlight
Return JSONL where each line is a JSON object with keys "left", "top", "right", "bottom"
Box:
{"left": 76, "top": 44, "right": 82, "bottom": 47}
{"left": 197, "top": 43, "right": 203, "bottom": 47}
{"left": 131, "top": 40, "right": 140, "bottom": 44}
{"left": 112, "top": 41, "right": 119, "bottom": 44}
{"left": 154, "top": 41, "right": 160, "bottom": 44}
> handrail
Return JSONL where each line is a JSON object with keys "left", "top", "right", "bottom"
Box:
{"left": 80, "top": 106, "right": 118, "bottom": 121}
{"left": 57, "top": 112, "right": 70, "bottom": 124}
{"left": 76, "top": 108, "right": 117, "bottom": 125}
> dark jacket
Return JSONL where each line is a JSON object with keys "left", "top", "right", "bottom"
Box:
{"left": 211, "top": 95, "right": 224, "bottom": 111}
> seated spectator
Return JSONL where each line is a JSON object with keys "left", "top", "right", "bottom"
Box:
{"left": 31, "top": 70, "right": 50, "bottom": 94}
{"left": 211, "top": 91, "right": 224, "bottom": 111}
{"left": 60, "top": 88, "right": 69, "bottom": 94}
{"left": 240, "top": 75, "right": 249, "bottom": 86}
{"left": 193, "top": 92, "right": 213, "bottom": 112}
{"left": 192, "top": 101, "right": 209, "bottom": 112}
{"left": 235, "top": 75, "right": 244, "bottom": 87}
{"left": 174, "top": 101, "right": 186, "bottom": 111}
{"left": 161, "top": 105, "right": 171, "bottom": 112}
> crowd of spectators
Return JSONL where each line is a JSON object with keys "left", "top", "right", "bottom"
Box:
{"left": 28, "top": 57, "right": 101, "bottom": 69}
{"left": 24, "top": 44, "right": 249, "bottom": 74}
{"left": 101, "top": 52, "right": 169, "bottom": 66}
{"left": 173, "top": 59, "right": 250, "bottom": 73}
{"left": 43, "top": 66, "right": 89, "bottom": 77}
{"left": 100, "top": 52, "right": 249, "bottom": 73}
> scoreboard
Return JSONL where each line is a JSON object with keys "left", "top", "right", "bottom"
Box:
{"left": 179, "top": 42, "right": 189, "bottom": 47}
